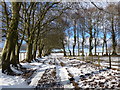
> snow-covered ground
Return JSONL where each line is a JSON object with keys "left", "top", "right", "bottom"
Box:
{"left": 0, "top": 69, "right": 29, "bottom": 89}
{"left": 0, "top": 53, "right": 120, "bottom": 89}
{"left": 91, "top": 56, "right": 120, "bottom": 69}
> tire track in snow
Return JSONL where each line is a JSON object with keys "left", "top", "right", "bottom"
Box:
{"left": 66, "top": 68, "right": 80, "bottom": 88}
{"left": 36, "top": 67, "right": 63, "bottom": 88}
{"left": 55, "top": 57, "right": 74, "bottom": 88}
{"left": 29, "top": 69, "right": 45, "bottom": 87}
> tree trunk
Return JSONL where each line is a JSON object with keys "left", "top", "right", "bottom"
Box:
{"left": 102, "top": 42, "right": 104, "bottom": 55}
{"left": 11, "top": 48, "right": 17, "bottom": 67}
{"left": 69, "top": 50, "right": 72, "bottom": 56}
{"left": 111, "top": 17, "right": 117, "bottom": 55}
{"left": 16, "top": 33, "right": 25, "bottom": 64}
{"left": 26, "top": 42, "right": 33, "bottom": 62}
{"left": 77, "top": 30, "right": 80, "bottom": 56}
{"left": 94, "top": 38, "right": 97, "bottom": 55}
{"left": 63, "top": 47, "right": 66, "bottom": 56}
{"left": 67, "top": 30, "right": 72, "bottom": 56}
{"left": 89, "top": 27, "right": 93, "bottom": 56}
{"left": 38, "top": 45, "right": 44, "bottom": 58}
{"left": 105, "top": 40, "right": 108, "bottom": 55}
{"left": 68, "top": 41, "right": 71, "bottom": 56}
{"left": 15, "top": 42, "right": 21, "bottom": 64}
{"left": 62, "top": 41, "right": 66, "bottom": 56}
{"left": 103, "top": 31, "right": 108, "bottom": 55}
{"left": 73, "top": 20, "right": 76, "bottom": 56}
{"left": 32, "top": 42, "right": 37, "bottom": 60}
{"left": 2, "top": 2, "right": 21, "bottom": 74}
{"left": 2, "top": 39, "right": 12, "bottom": 74}
{"left": 82, "top": 41, "right": 84, "bottom": 56}
{"left": 81, "top": 29, "right": 85, "bottom": 56}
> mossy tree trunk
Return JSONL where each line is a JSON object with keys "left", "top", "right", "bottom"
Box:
{"left": 26, "top": 41, "right": 33, "bottom": 62}
{"left": 15, "top": 42, "right": 21, "bottom": 64}
{"left": 33, "top": 41, "right": 38, "bottom": 60}
{"left": 38, "top": 44, "right": 44, "bottom": 58}
{"left": 2, "top": 2, "right": 21, "bottom": 74}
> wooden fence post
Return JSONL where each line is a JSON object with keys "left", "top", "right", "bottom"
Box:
{"left": 20, "top": 53, "right": 22, "bottom": 60}
{"left": 92, "top": 55, "right": 93, "bottom": 63}
{"left": 109, "top": 52, "right": 111, "bottom": 69}
{"left": 19, "top": 53, "right": 20, "bottom": 61}
{"left": 83, "top": 54, "right": 84, "bottom": 61}
{"left": 86, "top": 53, "right": 87, "bottom": 61}
{"left": 98, "top": 53, "right": 100, "bottom": 66}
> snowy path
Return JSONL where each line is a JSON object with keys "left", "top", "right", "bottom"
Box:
{"left": 1, "top": 53, "right": 120, "bottom": 89}
{"left": 34, "top": 54, "right": 119, "bottom": 89}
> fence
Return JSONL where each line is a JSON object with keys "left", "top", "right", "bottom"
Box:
{"left": 19, "top": 52, "right": 26, "bottom": 61}
{"left": 1, "top": 52, "right": 118, "bottom": 70}
{"left": 81, "top": 53, "right": 120, "bottom": 70}
{"left": 19, "top": 52, "right": 38, "bottom": 61}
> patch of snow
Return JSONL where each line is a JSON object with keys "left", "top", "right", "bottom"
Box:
{"left": 59, "top": 67, "right": 74, "bottom": 88}
{"left": 0, "top": 69, "right": 30, "bottom": 88}
{"left": 29, "top": 70, "right": 45, "bottom": 87}
{"left": 10, "top": 65, "right": 23, "bottom": 74}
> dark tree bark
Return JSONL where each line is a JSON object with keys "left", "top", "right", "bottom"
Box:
{"left": 77, "top": 28, "right": 80, "bottom": 56}
{"left": 68, "top": 41, "right": 71, "bottom": 56}
{"left": 94, "top": 28, "right": 97, "bottom": 56}
{"left": 67, "top": 30, "right": 72, "bottom": 56}
{"left": 2, "top": 2, "right": 21, "bottom": 74}
{"left": 15, "top": 43, "right": 21, "bottom": 64}
{"left": 73, "top": 20, "right": 76, "bottom": 56}
{"left": 94, "top": 38, "right": 97, "bottom": 55}
{"left": 81, "top": 30, "right": 85, "bottom": 56}
{"left": 33, "top": 42, "right": 38, "bottom": 60}
{"left": 111, "top": 17, "right": 117, "bottom": 55}
{"left": 103, "top": 32, "right": 108, "bottom": 56}
{"left": 102, "top": 42, "right": 104, "bottom": 55}
{"left": 26, "top": 42, "right": 33, "bottom": 62}
{"left": 89, "top": 27, "right": 93, "bottom": 56}
{"left": 62, "top": 40, "right": 66, "bottom": 56}
{"left": 38, "top": 44, "right": 44, "bottom": 58}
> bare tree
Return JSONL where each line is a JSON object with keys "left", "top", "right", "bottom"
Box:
{"left": 1, "top": 2, "right": 21, "bottom": 74}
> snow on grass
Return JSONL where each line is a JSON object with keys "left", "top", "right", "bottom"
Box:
{"left": 10, "top": 65, "right": 23, "bottom": 74}
{"left": 78, "top": 69, "right": 119, "bottom": 88}
{"left": 67, "top": 67, "right": 81, "bottom": 76}
{"left": 37, "top": 57, "right": 47, "bottom": 61}
{"left": 98, "top": 57, "right": 119, "bottom": 63}
{"left": 67, "top": 64, "right": 99, "bottom": 82}
{"left": 64, "top": 83, "right": 74, "bottom": 88}
{"left": 0, "top": 70, "right": 29, "bottom": 88}
{"left": 1, "top": 53, "right": 119, "bottom": 89}
{"left": 0, "top": 60, "right": 56, "bottom": 89}
{"left": 21, "top": 62, "right": 35, "bottom": 69}
{"left": 21, "top": 61, "right": 43, "bottom": 70}
{"left": 26, "top": 60, "right": 55, "bottom": 87}
{"left": 94, "top": 60, "right": 119, "bottom": 69}
{"left": 51, "top": 53, "right": 64, "bottom": 57}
